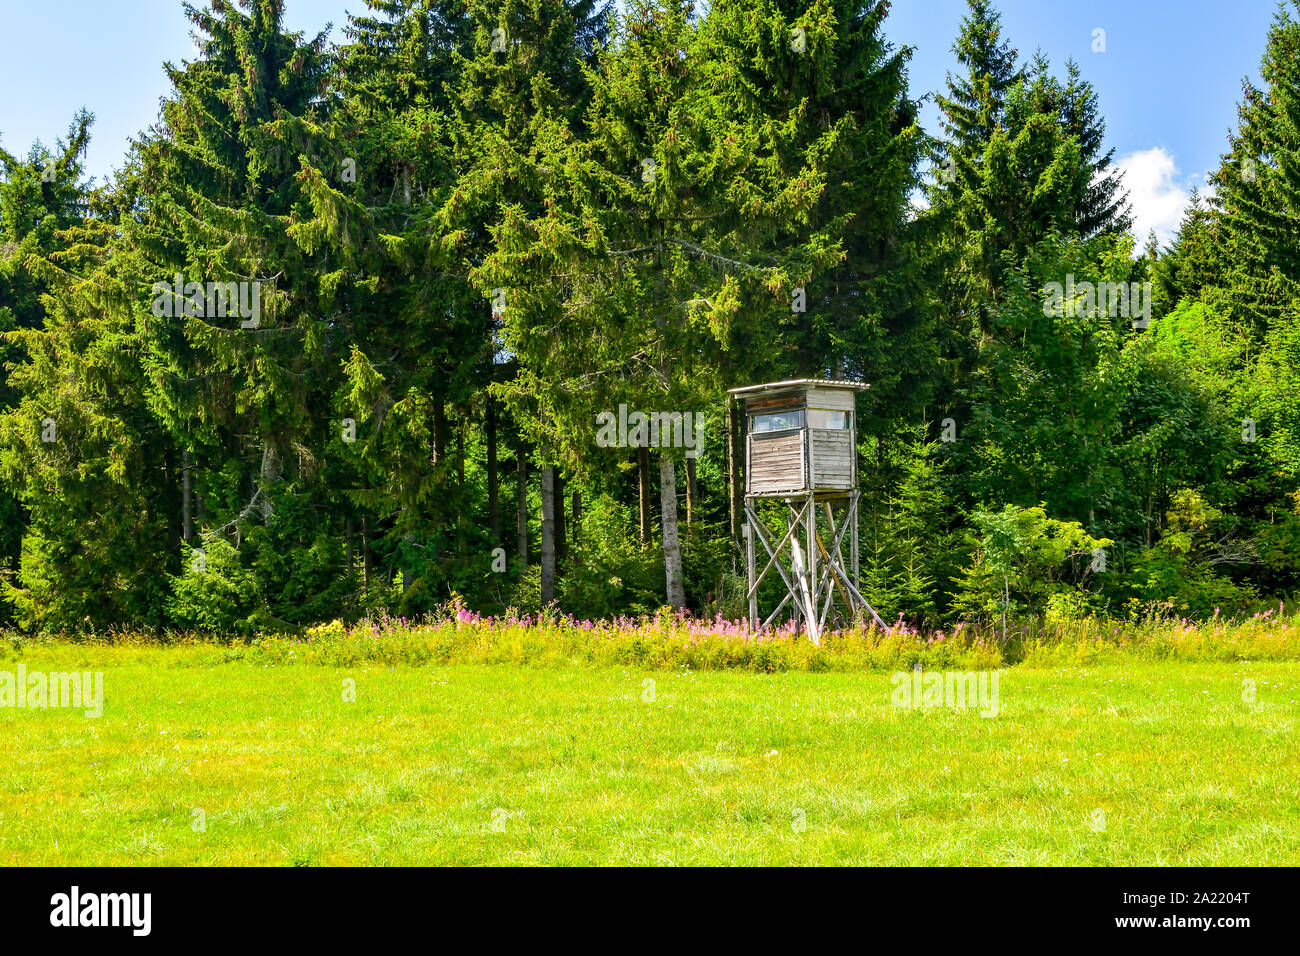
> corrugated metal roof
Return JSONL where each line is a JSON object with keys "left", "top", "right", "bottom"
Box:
{"left": 727, "top": 378, "right": 870, "bottom": 396}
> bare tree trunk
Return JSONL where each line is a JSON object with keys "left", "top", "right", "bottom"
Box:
{"left": 260, "top": 441, "right": 280, "bottom": 482}
{"left": 258, "top": 442, "right": 279, "bottom": 521}
{"left": 361, "top": 516, "right": 374, "bottom": 589}
{"left": 345, "top": 516, "right": 355, "bottom": 577}
{"left": 433, "top": 404, "right": 447, "bottom": 465}
{"left": 486, "top": 401, "right": 500, "bottom": 545}
{"left": 1002, "top": 577, "right": 1009, "bottom": 643}
{"left": 457, "top": 418, "right": 465, "bottom": 488}
{"left": 554, "top": 471, "right": 566, "bottom": 564}
{"left": 456, "top": 419, "right": 466, "bottom": 558}
{"left": 685, "top": 457, "right": 697, "bottom": 528}
{"left": 659, "top": 453, "right": 685, "bottom": 608}
{"left": 516, "top": 446, "right": 528, "bottom": 565}
{"left": 431, "top": 403, "right": 447, "bottom": 573}
{"left": 571, "top": 490, "right": 583, "bottom": 566}
{"left": 728, "top": 401, "right": 743, "bottom": 562}
{"left": 638, "top": 445, "right": 651, "bottom": 544}
{"left": 541, "top": 464, "right": 556, "bottom": 602}
{"left": 181, "top": 449, "right": 193, "bottom": 543}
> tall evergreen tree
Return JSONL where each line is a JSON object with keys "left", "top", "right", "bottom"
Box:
{"left": 137, "top": 0, "right": 350, "bottom": 629}
{"left": 0, "top": 111, "right": 95, "bottom": 621}
{"left": 1211, "top": 1, "right": 1300, "bottom": 330}
{"left": 475, "top": 0, "right": 857, "bottom": 605}
{"left": 934, "top": 0, "right": 1021, "bottom": 153}
{"left": 0, "top": 169, "right": 175, "bottom": 630}
{"left": 1205, "top": 3, "right": 1300, "bottom": 524}
{"left": 932, "top": 3, "right": 1129, "bottom": 301}
{"left": 1061, "top": 58, "right": 1130, "bottom": 238}
{"left": 697, "top": 0, "right": 932, "bottom": 430}
{"left": 299, "top": 0, "right": 489, "bottom": 610}
{"left": 1150, "top": 188, "right": 1227, "bottom": 314}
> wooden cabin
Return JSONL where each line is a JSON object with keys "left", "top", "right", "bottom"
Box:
{"left": 728, "top": 380, "right": 868, "bottom": 498}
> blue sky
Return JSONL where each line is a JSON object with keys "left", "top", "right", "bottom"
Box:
{"left": 0, "top": 0, "right": 1280, "bottom": 245}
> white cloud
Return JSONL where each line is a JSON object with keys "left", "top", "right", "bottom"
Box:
{"left": 1115, "top": 147, "right": 1197, "bottom": 249}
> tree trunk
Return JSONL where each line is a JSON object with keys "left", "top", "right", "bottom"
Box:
{"left": 258, "top": 442, "right": 279, "bottom": 521}
{"left": 659, "top": 453, "right": 685, "bottom": 608}
{"left": 554, "top": 471, "right": 567, "bottom": 564}
{"left": 456, "top": 419, "right": 466, "bottom": 558}
{"left": 728, "top": 400, "right": 743, "bottom": 563}
{"left": 345, "top": 516, "right": 354, "bottom": 578}
{"left": 361, "top": 516, "right": 374, "bottom": 589}
{"left": 571, "top": 490, "right": 583, "bottom": 566}
{"left": 432, "top": 403, "right": 448, "bottom": 565}
{"left": 685, "top": 457, "right": 697, "bottom": 528}
{"left": 1002, "top": 577, "right": 1009, "bottom": 643}
{"left": 433, "top": 403, "right": 447, "bottom": 466}
{"left": 260, "top": 441, "right": 280, "bottom": 482}
{"left": 181, "top": 449, "right": 193, "bottom": 543}
{"left": 486, "top": 401, "right": 500, "bottom": 545}
{"left": 456, "top": 418, "right": 465, "bottom": 488}
{"left": 638, "top": 445, "right": 652, "bottom": 545}
{"left": 541, "top": 464, "right": 556, "bottom": 602}
{"left": 516, "top": 446, "right": 528, "bottom": 565}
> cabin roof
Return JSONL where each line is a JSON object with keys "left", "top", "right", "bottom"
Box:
{"left": 727, "top": 378, "right": 870, "bottom": 398}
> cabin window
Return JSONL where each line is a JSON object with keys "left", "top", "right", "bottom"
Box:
{"left": 750, "top": 410, "right": 803, "bottom": 433}
{"left": 807, "top": 409, "right": 850, "bottom": 430}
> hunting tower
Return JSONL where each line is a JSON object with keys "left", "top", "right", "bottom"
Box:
{"left": 729, "top": 380, "right": 885, "bottom": 642}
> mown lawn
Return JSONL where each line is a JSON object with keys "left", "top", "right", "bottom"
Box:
{"left": 2, "top": 644, "right": 1298, "bottom": 865}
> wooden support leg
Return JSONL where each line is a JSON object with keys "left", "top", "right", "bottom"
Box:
{"left": 805, "top": 493, "right": 820, "bottom": 645}
{"left": 744, "top": 513, "right": 757, "bottom": 629}
{"left": 850, "top": 492, "right": 860, "bottom": 595}
{"left": 749, "top": 501, "right": 808, "bottom": 623}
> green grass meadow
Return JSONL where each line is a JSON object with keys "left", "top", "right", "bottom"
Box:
{"left": 2, "top": 639, "right": 1297, "bottom": 865}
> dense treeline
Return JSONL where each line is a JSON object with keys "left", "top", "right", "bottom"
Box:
{"left": 0, "top": 0, "right": 1297, "bottom": 634}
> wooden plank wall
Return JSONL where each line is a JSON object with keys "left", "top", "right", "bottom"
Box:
{"left": 810, "top": 429, "right": 854, "bottom": 489}
{"left": 748, "top": 431, "right": 806, "bottom": 494}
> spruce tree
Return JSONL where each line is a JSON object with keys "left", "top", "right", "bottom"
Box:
{"left": 1205, "top": 3, "right": 1300, "bottom": 538}
{"left": 934, "top": 0, "right": 1021, "bottom": 153}
{"left": 475, "top": 0, "right": 886, "bottom": 605}
{"left": 1061, "top": 59, "right": 1130, "bottom": 238}
{"left": 136, "top": 0, "right": 349, "bottom": 629}
{"left": 0, "top": 111, "right": 95, "bottom": 622}
{"left": 1211, "top": 2, "right": 1300, "bottom": 330}
{"left": 697, "top": 0, "right": 932, "bottom": 428}
{"left": 0, "top": 169, "right": 175, "bottom": 630}
{"left": 932, "top": 4, "right": 1129, "bottom": 299}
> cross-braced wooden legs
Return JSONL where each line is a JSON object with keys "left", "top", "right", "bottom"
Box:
{"left": 743, "top": 491, "right": 884, "bottom": 643}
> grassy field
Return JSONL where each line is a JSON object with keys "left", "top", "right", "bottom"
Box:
{"left": 2, "top": 638, "right": 1298, "bottom": 865}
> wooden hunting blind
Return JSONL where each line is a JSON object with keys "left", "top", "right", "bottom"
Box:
{"left": 728, "top": 379, "right": 885, "bottom": 643}
{"left": 734, "top": 380, "right": 862, "bottom": 496}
